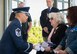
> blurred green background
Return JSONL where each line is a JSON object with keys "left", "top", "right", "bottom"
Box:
{"left": 28, "top": 26, "right": 44, "bottom": 44}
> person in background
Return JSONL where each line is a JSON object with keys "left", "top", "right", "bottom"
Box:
{"left": 9, "top": 2, "right": 25, "bottom": 21}
{"left": 9, "top": 2, "right": 32, "bottom": 41}
{"left": 0, "top": 7, "right": 33, "bottom": 54}
{"left": 45, "top": 6, "right": 77, "bottom": 54}
{"left": 43, "top": 12, "right": 67, "bottom": 54}
{"left": 18, "top": 2, "right": 25, "bottom": 8}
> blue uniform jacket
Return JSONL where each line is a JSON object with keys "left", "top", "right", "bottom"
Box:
{"left": 0, "top": 18, "right": 33, "bottom": 54}
{"left": 60, "top": 25, "right": 77, "bottom": 54}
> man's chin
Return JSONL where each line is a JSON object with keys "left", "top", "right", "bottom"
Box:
{"left": 22, "top": 21, "right": 26, "bottom": 23}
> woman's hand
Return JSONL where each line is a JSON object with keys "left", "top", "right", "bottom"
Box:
{"left": 44, "top": 47, "right": 51, "bottom": 52}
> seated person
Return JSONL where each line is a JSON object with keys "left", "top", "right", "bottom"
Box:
{"left": 48, "top": 12, "right": 67, "bottom": 47}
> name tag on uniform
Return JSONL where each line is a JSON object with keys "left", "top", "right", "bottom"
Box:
{"left": 15, "top": 28, "right": 21, "bottom": 37}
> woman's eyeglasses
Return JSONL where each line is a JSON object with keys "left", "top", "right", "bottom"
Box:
{"left": 50, "top": 17, "right": 53, "bottom": 20}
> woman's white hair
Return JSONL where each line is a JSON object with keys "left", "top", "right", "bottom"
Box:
{"left": 48, "top": 12, "right": 64, "bottom": 24}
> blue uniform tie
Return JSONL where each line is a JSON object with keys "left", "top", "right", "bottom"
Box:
{"left": 48, "top": 7, "right": 51, "bottom": 13}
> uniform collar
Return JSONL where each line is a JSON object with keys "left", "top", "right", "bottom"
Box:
{"left": 15, "top": 18, "right": 22, "bottom": 27}
{"left": 20, "top": 21, "right": 22, "bottom": 27}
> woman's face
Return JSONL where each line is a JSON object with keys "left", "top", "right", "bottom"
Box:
{"left": 49, "top": 18, "right": 58, "bottom": 27}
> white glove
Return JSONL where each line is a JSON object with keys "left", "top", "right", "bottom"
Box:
{"left": 41, "top": 41, "right": 49, "bottom": 48}
{"left": 40, "top": 46, "right": 45, "bottom": 52}
{"left": 34, "top": 44, "right": 41, "bottom": 51}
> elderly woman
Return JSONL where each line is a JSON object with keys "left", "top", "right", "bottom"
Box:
{"left": 45, "top": 6, "right": 77, "bottom": 54}
{"left": 43, "top": 12, "right": 67, "bottom": 54}
{"left": 48, "top": 12, "right": 67, "bottom": 47}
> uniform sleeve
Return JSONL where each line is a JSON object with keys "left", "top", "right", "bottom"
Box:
{"left": 65, "top": 39, "right": 77, "bottom": 54}
{"left": 9, "top": 25, "right": 33, "bottom": 53}
{"left": 51, "top": 24, "right": 67, "bottom": 46}
{"left": 28, "top": 14, "right": 32, "bottom": 22}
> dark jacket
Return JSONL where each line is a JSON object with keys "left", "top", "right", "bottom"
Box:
{"left": 40, "top": 7, "right": 59, "bottom": 37}
{"left": 44, "top": 23, "right": 67, "bottom": 54}
{"left": 50, "top": 23, "right": 67, "bottom": 48}
{"left": 0, "top": 18, "right": 33, "bottom": 54}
